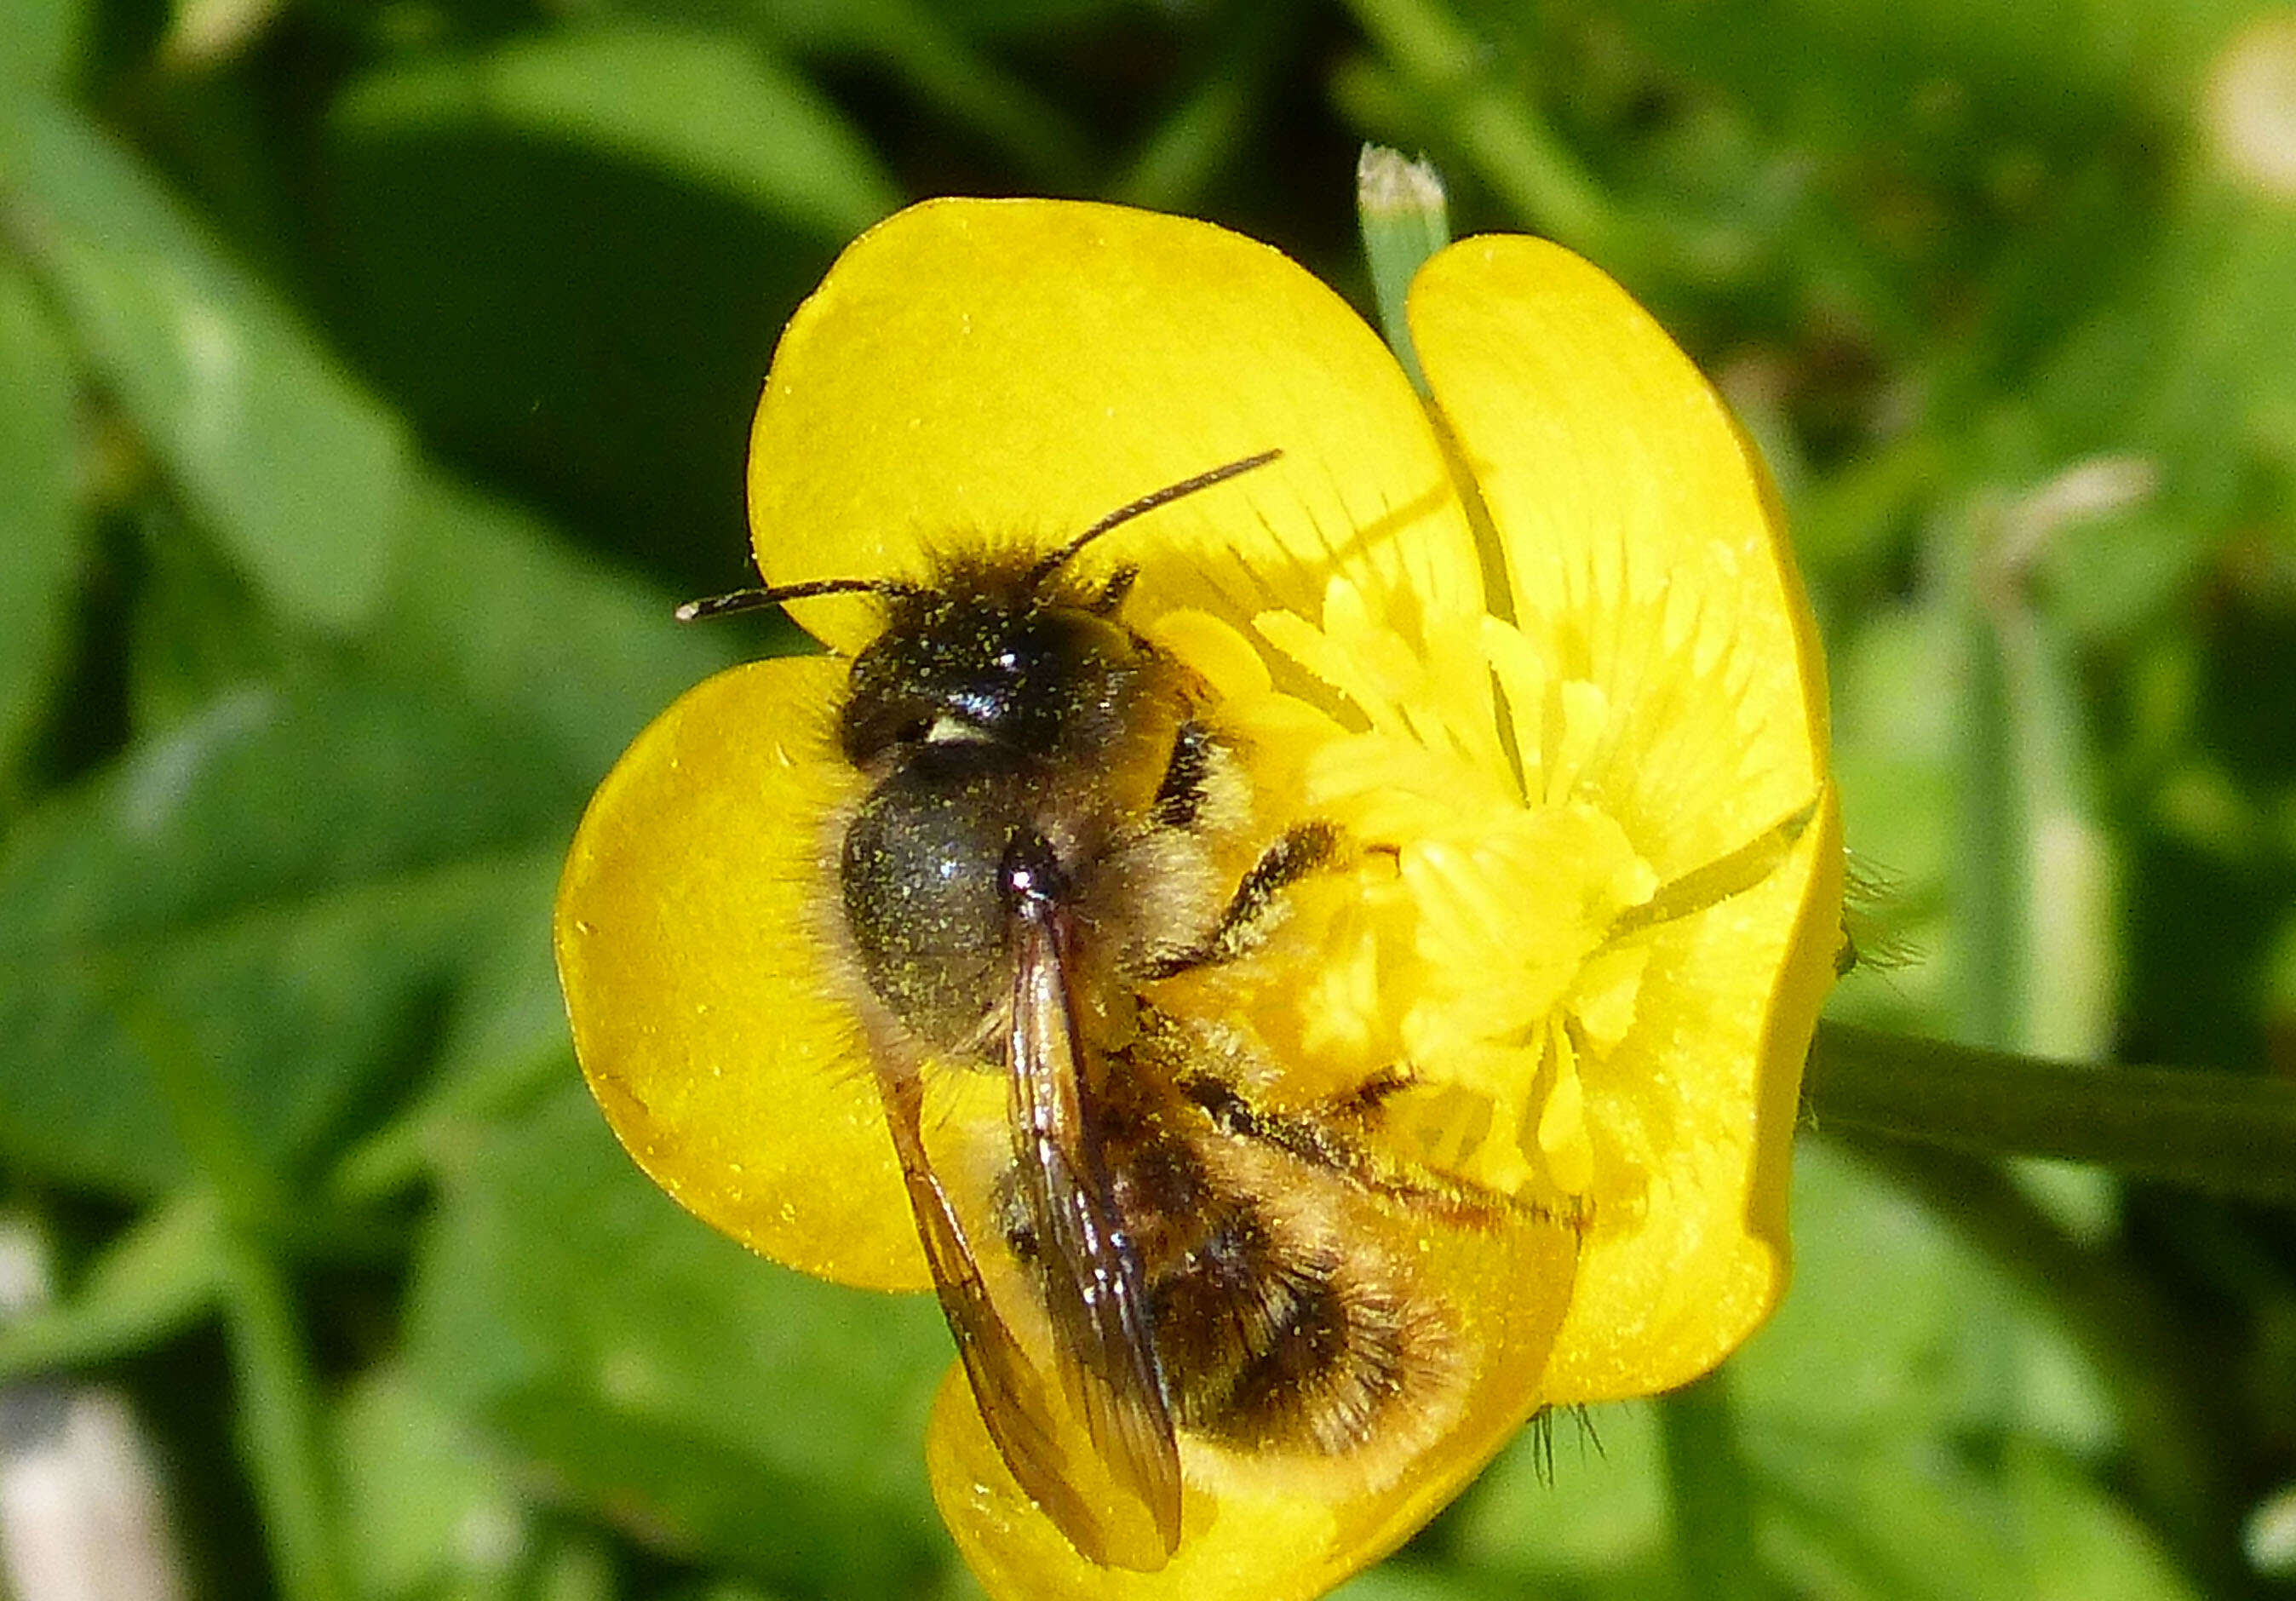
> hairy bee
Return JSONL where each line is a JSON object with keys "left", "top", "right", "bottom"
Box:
{"left": 688, "top": 453, "right": 1523, "bottom": 1572}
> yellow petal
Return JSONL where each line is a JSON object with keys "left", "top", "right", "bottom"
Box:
{"left": 746, "top": 198, "right": 1484, "bottom": 695}
{"left": 1408, "top": 236, "right": 1842, "bottom": 1398}
{"left": 925, "top": 1193, "right": 1579, "bottom": 1601}
{"left": 564, "top": 200, "right": 1850, "bottom": 1600}
{"left": 554, "top": 656, "right": 927, "bottom": 1291}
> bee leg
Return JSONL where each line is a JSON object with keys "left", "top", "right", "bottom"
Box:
{"left": 1168, "top": 1062, "right": 1525, "bottom": 1226}
{"left": 1148, "top": 720, "right": 1221, "bottom": 829}
{"left": 1139, "top": 820, "right": 1340, "bottom": 978}
{"left": 1327, "top": 1064, "right": 1415, "bottom": 1118}
{"left": 1174, "top": 1071, "right": 1374, "bottom": 1179}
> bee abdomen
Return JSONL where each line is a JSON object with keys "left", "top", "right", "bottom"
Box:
{"left": 1149, "top": 1203, "right": 1415, "bottom": 1456}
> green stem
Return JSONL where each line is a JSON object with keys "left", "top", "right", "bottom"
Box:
{"left": 1955, "top": 582, "right": 2026, "bottom": 1050}
{"left": 127, "top": 996, "right": 349, "bottom": 1601}
{"left": 215, "top": 1230, "right": 351, "bottom": 1601}
{"left": 1805, "top": 1020, "right": 2296, "bottom": 1203}
{"left": 1657, "top": 1368, "right": 1770, "bottom": 1601}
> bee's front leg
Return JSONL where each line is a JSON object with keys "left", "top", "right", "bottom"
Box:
{"left": 1139, "top": 819, "right": 1340, "bottom": 979}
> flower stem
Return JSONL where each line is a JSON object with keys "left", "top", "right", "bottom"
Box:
{"left": 216, "top": 1228, "right": 350, "bottom": 1601}
{"left": 129, "top": 996, "right": 351, "bottom": 1601}
{"left": 1805, "top": 1021, "right": 2296, "bottom": 1203}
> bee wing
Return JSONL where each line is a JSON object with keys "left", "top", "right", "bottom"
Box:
{"left": 875, "top": 1067, "right": 1176, "bottom": 1571}
{"left": 1005, "top": 893, "right": 1185, "bottom": 1558}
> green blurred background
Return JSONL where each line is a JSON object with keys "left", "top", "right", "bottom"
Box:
{"left": 3, "top": 0, "right": 2296, "bottom": 1597}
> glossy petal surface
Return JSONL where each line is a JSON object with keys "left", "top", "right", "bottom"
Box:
{"left": 746, "top": 198, "right": 1485, "bottom": 678}
{"left": 556, "top": 656, "right": 923, "bottom": 1288}
{"left": 1409, "top": 236, "right": 1841, "bottom": 1398}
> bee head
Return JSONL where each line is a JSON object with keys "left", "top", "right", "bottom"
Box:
{"left": 676, "top": 448, "right": 1280, "bottom": 772}
{"left": 838, "top": 572, "right": 1139, "bottom": 768}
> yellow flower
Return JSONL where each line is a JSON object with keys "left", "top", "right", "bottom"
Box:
{"left": 555, "top": 198, "right": 1843, "bottom": 1601}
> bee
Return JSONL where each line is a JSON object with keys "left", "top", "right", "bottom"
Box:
{"left": 683, "top": 453, "right": 1529, "bottom": 1572}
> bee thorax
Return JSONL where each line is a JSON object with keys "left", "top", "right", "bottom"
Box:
{"left": 840, "top": 758, "right": 1034, "bottom": 1049}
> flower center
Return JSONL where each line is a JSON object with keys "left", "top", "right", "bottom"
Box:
{"left": 1138, "top": 577, "right": 1653, "bottom": 1208}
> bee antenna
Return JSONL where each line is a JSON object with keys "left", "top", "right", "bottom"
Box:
{"left": 1024, "top": 449, "right": 1282, "bottom": 590}
{"left": 674, "top": 576, "right": 919, "bottom": 623}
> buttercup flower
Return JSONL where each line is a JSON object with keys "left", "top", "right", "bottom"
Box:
{"left": 555, "top": 198, "right": 1843, "bottom": 1601}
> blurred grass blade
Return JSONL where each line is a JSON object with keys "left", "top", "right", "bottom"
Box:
{"left": 1954, "top": 538, "right": 2024, "bottom": 1050}
{"left": 0, "top": 261, "right": 79, "bottom": 783}
{"left": 0, "top": 95, "right": 409, "bottom": 632}
{"left": 1989, "top": 580, "right": 2118, "bottom": 1061}
{"left": 217, "top": 1225, "right": 351, "bottom": 1601}
{"left": 1806, "top": 1021, "right": 2296, "bottom": 1203}
{"left": 333, "top": 26, "right": 901, "bottom": 239}
{"left": 0, "top": 1194, "right": 222, "bottom": 1385}
{"left": 596, "top": 0, "right": 1094, "bottom": 189}
{"left": 1973, "top": 464, "right": 2138, "bottom": 1059}
{"left": 1340, "top": 0, "right": 1618, "bottom": 256}
{"left": 1115, "top": 3, "right": 1294, "bottom": 212}
{"left": 856, "top": 1, "right": 1093, "bottom": 192}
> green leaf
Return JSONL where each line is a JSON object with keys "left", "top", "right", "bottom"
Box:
{"left": 0, "top": 671, "right": 572, "bottom": 1197}
{"left": 0, "top": 0, "right": 83, "bottom": 89}
{"left": 0, "top": 434, "right": 732, "bottom": 1202}
{"left": 127, "top": 499, "right": 297, "bottom": 737}
{"left": 405, "top": 1084, "right": 952, "bottom": 1598}
{"left": 1656, "top": 1372, "right": 1763, "bottom": 1601}
{"left": 0, "top": 258, "right": 80, "bottom": 778}
{"left": 371, "top": 472, "right": 737, "bottom": 789}
{"left": 319, "top": 90, "right": 851, "bottom": 600}
{"left": 333, "top": 1363, "right": 528, "bottom": 1601}
{"left": 2004, "top": 1445, "right": 2200, "bottom": 1601}
{"left": 332, "top": 26, "right": 899, "bottom": 239}
{"left": 329, "top": 864, "right": 565, "bottom": 1205}
{"left": 1730, "top": 1140, "right": 2173, "bottom": 1600}
{"left": 1446, "top": 1402, "right": 1669, "bottom": 1590}
{"left": 1327, "top": 1563, "right": 1485, "bottom": 1600}
{"left": 0, "top": 95, "right": 410, "bottom": 631}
